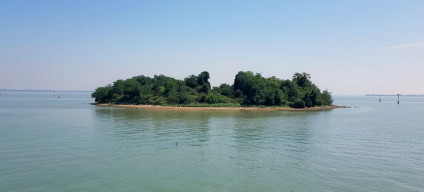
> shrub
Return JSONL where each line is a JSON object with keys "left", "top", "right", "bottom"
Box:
{"left": 290, "top": 98, "right": 305, "bottom": 108}
{"left": 205, "top": 93, "right": 230, "bottom": 104}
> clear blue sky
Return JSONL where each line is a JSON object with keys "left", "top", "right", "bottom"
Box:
{"left": 1, "top": 0, "right": 423, "bottom": 95}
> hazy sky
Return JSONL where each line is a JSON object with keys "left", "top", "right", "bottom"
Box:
{"left": 1, "top": 0, "right": 423, "bottom": 95}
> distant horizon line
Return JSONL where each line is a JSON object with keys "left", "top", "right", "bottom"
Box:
{"left": 1, "top": 89, "right": 423, "bottom": 96}
{"left": 365, "top": 94, "right": 424, "bottom": 97}
{"left": 0, "top": 89, "right": 93, "bottom": 92}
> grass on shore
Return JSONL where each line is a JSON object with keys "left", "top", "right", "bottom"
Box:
{"left": 168, "top": 103, "right": 242, "bottom": 108}
{"left": 95, "top": 102, "right": 340, "bottom": 109}
{"left": 167, "top": 103, "right": 295, "bottom": 108}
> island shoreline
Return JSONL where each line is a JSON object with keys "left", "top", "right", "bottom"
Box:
{"left": 92, "top": 103, "right": 348, "bottom": 111}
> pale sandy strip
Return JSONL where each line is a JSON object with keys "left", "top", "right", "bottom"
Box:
{"left": 93, "top": 103, "right": 347, "bottom": 112}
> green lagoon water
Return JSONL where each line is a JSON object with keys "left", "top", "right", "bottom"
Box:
{"left": 0, "top": 91, "right": 423, "bottom": 191}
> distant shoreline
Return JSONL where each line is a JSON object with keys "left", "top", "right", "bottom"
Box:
{"left": 0, "top": 89, "right": 93, "bottom": 92}
{"left": 365, "top": 94, "right": 424, "bottom": 97}
{"left": 92, "top": 103, "right": 348, "bottom": 112}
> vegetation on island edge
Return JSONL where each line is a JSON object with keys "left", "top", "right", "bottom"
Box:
{"left": 91, "top": 71, "right": 333, "bottom": 108}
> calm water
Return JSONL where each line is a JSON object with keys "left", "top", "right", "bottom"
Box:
{"left": 0, "top": 91, "right": 423, "bottom": 192}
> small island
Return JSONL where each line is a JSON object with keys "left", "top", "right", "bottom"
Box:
{"left": 92, "top": 71, "right": 336, "bottom": 110}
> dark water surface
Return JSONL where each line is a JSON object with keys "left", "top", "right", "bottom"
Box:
{"left": 0, "top": 91, "right": 423, "bottom": 191}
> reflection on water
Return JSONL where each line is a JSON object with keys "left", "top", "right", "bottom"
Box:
{"left": 92, "top": 107, "right": 326, "bottom": 191}
{"left": 94, "top": 106, "right": 318, "bottom": 168}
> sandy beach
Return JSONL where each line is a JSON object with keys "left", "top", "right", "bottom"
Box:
{"left": 93, "top": 103, "right": 347, "bottom": 111}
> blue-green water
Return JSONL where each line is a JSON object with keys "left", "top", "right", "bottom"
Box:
{"left": 0, "top": 91, "right": 423, "bottom": 191}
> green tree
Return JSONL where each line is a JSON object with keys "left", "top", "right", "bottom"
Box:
{"left": 196, "top": 71, "right": 211, "bottom": 94}
{"left": 91, "top": 71, "right": 333, "bottom": 108}
{"left": 91, "top": 85, "right": 112, "bottom": 103}
{"left": 213, "top": 83, "right": 233, "bottom": 97}
{"left": 184, "top": 75, "right": 197, "bottom": 89}
{"left": 292, "top": 72, "right": 312, "bottom": 87}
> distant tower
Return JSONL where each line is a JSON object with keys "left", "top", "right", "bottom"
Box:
{"left": 397, "top": 94, "right": 400, "bottom": 104}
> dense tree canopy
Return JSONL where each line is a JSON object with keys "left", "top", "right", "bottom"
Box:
{"left": 92, "top": 71, "right": 333, "bottom": 108}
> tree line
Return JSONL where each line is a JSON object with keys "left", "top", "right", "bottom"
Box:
{"left": 91, "top": 71, "right": 333, "bottom": 108}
